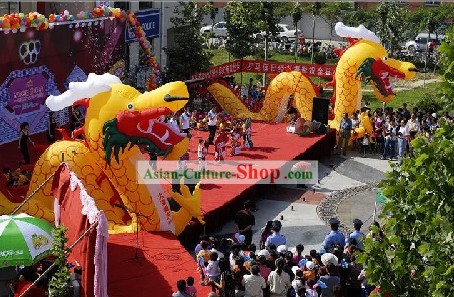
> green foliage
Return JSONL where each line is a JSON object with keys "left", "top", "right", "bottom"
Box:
{"left": 438, "top": 23, "right": 454, "bottom": 113}
{"left": 291, "top": 2, "right": 303, "bottom": 27}
{"left": 413, "top": 91, "right": 444, "bottom": 114}
{"left": 164, "top": 1, "right": 213, "bottom": 81}
{"left": 224, "top": 1, "right": 260, "bottom": 59}
{"left": 319, "top": 2, "right": 355, "bottom": 38}
{"left": 48, "top": 225, "right": 71, "bottom": 297}
{"left": 374, "top": 2, "right": 408, "bottom": 54}
{"left": 313, "top": 52, "right": 326, "bottom": 65}
{"left": 342, "top": 8, "right": 376, "bottom": 30}
{"left": 359, "top": 122, "right": 454, "bottom": 296}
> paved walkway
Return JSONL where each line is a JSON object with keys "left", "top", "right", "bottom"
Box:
{"left": 213, "top": 149, "right": 391, "bottom": 253}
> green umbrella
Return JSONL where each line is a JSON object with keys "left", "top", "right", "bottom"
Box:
{"left": 0, "top": 213, "right": 54, "bottom": 268}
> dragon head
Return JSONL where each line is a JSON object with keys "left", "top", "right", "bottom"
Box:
{"left": 46, "top": 74, "right": 191, "bottom": 163}
{"left": 355, "top": 45, "right": 416, "bottom": 102}
{"left": 100, "top": 81, "right": 190, "bottom": 164}
{"left": 335, "top": 23, "right": 417, "bottom": 103}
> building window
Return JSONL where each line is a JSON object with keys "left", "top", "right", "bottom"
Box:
{"left": 139, "top": 2, "right": 154, "bottom": 10}
{"left": 0, "top": 1, "right": 21, "bottom": 15}
{"left": 114, "top": 1, "right": 130, "bottom": 11}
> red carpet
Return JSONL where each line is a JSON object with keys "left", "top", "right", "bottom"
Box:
{"left": 1, "top": 122, "right": 335, "bottom": 297}
{"left": 108, "top": 231, "right": 212, "bottom": 297}
{"left": 178, "top": 122, "right": 335, "bottom": 247}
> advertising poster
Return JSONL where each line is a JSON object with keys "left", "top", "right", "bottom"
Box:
{"left": 0, "top": 18, "right": 126, "bottom": 144}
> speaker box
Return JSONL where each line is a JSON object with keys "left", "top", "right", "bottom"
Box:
{"left": 312, "top": 97, "right": 330, "bottom": 125}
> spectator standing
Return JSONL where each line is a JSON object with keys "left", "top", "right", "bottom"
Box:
{"left": 265, "top": 221, "right": 286, "bottom": 249}
{"left": 338, "top": 113, "right": 352, "bottom": 156}
{"left": 259, "top": 221, "right": 273, "bottom": 250}
{"left": 172, "top": 279, "right": 191, "bottom": 297}
{"left": 345, "top": 219, "right": 365, "bottom": 251}
{"left": 242, "top": 265, "right": 266, "bottom": 297}
{"left": 319, "top": 264, "right": 340, "bottom": 297}
{"left": 397, "top": 120, "right": 410, "bottom": 162}
{"left": 234, "top": 201, "right": 256, "bottom": 246}
{"left": 185, "top": 276, "right": 197, "bottom": 297}
{"left": 268, "top": 259, "right": 291, "bottom": 297}
{"left": 322, "top": 218, "right": 345, "bottom": 252}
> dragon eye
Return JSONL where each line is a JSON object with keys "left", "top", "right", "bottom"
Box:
{"left": 127, "top": 103, "right": 134, "bottom": 110}
{"left": 383, "top": 56, "right": 388, "bottom": 61}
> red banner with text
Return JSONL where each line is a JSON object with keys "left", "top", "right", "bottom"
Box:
{"left": 191, "top": 59, "right": 336, "bottom": 80}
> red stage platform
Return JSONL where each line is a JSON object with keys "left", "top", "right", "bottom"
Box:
{"left": 106, "top": 123, "right": 334, "bottom": 297}
{"left": 0, "top": 122, "right": 335, "bottom": 297}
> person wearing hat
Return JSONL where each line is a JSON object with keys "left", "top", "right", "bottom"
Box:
{"left": 345, "top": 219, "right": 365, "bottom": 251}
{"left": 322, "top": 218, "right": 345, "bottom": 252}
{"left": 265, "top": 220, "right": 286, "bottom": 249}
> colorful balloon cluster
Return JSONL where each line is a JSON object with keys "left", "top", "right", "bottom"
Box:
{"left": 77, "top": 6, "right": 160, "bottom": 90}
{"left": 48, "top": 10, "right": 75, "bottom": 23}
{"left": 0, "top": 5, "right": 160, "bottom": 91}
{"left": 0, "top": 12, "right": 48, "bottom": 31}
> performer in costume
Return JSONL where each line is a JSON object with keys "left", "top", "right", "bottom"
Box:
{"left": 214, "top": 128, "right": 229, "bottom": 162}
{"left": 230, "top": 127, "right": 242, "bottom": 156}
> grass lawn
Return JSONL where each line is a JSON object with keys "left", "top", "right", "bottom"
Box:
{"left": 363, "top": 82, "right": 442, "bottom": 110}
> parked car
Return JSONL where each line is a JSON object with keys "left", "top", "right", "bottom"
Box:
{"left": 254, "top": 24, "right": 301, "bottom": 43}
{"left": 200, "top": 21, "right": 227, "bottom": 37}
{"left": 404, "top": 32, "right": 445, "bottom": 53}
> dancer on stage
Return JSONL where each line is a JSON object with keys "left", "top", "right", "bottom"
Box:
{"left": 243, "top": 118, "right": 253, "bottom": 149}
{"left": 230, "top": 126, "right": 242, "bottom": 156}
{"left": 214, "top": 128, "right": 229, "bottom": 162}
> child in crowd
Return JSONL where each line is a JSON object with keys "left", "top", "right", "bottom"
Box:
{"left": 185, "top": 276, "right": 197, "bottom": 297}
{"left": 196, "top": 241, "right": 212, "bottom": 285}
{"left": 293, "top": 244, "right": 305, "bottom": 264}
{"left": 197, "top": 139, "right": 208, "bottom": 170}
{"left": 206, "top": 252, "right": 221, "bottom": 285}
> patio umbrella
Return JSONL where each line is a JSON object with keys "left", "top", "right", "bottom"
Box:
{"left": 0, "top": 213, "right": 54, "bottom": 268}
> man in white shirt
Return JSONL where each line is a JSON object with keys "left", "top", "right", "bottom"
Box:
{"left": 180, "top": 107, "right": 191, "bottom": 138}
{"left": 397, "top": 119, "right": 410, "bottom": 161}
{"left": 243, "top": 265, "right": 266, "bottom": 297}
{"left": 207, "top": 106, "right": 217, "bottom": 145}
{"left": 168, "top": 114, "right": 179, "bottom": 131}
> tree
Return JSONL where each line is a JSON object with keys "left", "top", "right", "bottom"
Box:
{"left": 358, "top": 122, "right": 454, "bottom": 296}
{"left": 319, "top": 2, "right": 355, "bottom": 42}
{"left": 292, "top": 2, "right": 303, "bottom": 62}
{"left": 164, "top": 1, "right": 213, "bottom": 81}
{"left": 343, "top": 8, "right": 377, "bottom": 31}
{"left": 437, "top": 23, "right": 454, "bottom": 113}
{"left": 374, "top": 2, "right": 408, "bottom": 55}
{"left": 224, "top": 1, "right": 260, "bottom": 59}
{"left": 48, "top": 225, "right": 71, "bottom": 297}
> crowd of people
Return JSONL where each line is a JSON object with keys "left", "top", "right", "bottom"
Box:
{"left": 337, "top": 102, "right": 452, "bottom": 161}
{"left": 172, "top": 200, "right": 386, "bottom": 297}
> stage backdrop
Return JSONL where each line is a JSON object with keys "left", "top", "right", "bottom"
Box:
{"left": 0, "top": 18, "right": 126, "bottom": 145}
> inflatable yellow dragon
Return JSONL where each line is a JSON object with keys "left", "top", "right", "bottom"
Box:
{"left": 208, "top": 22, "right": 417, "bottom": 138}
{"left": 1, "top": 74, "right": 203, "bottom": 235}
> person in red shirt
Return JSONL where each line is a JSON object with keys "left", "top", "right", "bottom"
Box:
{"left": 11, "top": 275, "right": 47, "bottom": 297}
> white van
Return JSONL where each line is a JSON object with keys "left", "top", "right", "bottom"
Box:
{"left": 405, "top": 32, "right": 445, "bottom": 53}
